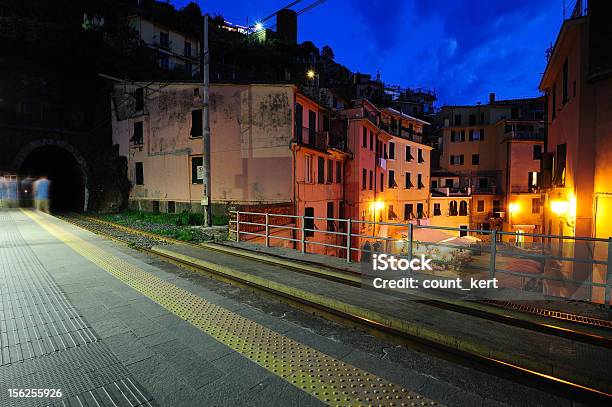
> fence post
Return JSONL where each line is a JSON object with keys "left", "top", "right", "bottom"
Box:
{"left": 236, "top": 212, "right": 240, "bottom": 243}
{"left": 408, "top": 223, "right": 413, "bottom": 261}
{"left": 605, "top": 237, "right": 612, "bottom": 308}
{"left": 346, "top": 218, "right": 352, "bottom": 263}
{"left": 490, "top": 230, "right": 497, "bottom": 278}
{"left": 265, "top": 213, "right": 270, "bottom": 247}
{"left": 301, "top": 215, "right": 306, "bottom": 253}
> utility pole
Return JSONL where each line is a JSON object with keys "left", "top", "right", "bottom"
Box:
{"left": 202, "top": 13, "right": 212, "bottom": 226}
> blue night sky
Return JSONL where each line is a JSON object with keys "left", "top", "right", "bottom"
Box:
{"left": 171, "top": 0, "right": 566, "bottom": 106}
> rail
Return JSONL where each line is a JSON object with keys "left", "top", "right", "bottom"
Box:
{"left": 230, "top": 210, "right": 612, "bottom": 305}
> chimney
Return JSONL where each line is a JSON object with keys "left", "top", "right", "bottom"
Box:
{"left": 489, "top": 92, "right": 496, "bottom": 104}
{"left": 276, "top": 9, "right": 297, "bottom": 45}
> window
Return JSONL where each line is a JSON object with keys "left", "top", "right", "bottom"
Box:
{"left": 193, "top": 88, "right": 200, "bottom": 96}
{"left": 477, "top": 200, "right": 484, "bottom": 212}
{"left": 472, "top": 154, "right": 479, "bottom": 165}
{"left": 459, "top": 201, "right": 468, "bottom": 216}
{"left": 450, "top": 155, "right": 464, "bottom": 165}
{"left": 469, "top": 129, "right": 480, "bottom": 141}
{"left": 418, "top": 148, "right": 424, "bottom": 163}
{"left": 380, "top": 173, "right": 384, "bottom": 192}
{"left": 135, "top": 88, "right": 144, "bottom": 111}
{"left": 528, "top": 171, "right": 538, "bottom": 190}
{"left": 185, "top": 62, "right": 192, "bottom": 76}
{"left": 317, "top": 157, "right": 325, "bottom": 184}
{"left": 305, "top": 155, "right": 313, "bottom": 183}
{"left": 131, "top": 121, "right": 143, "bottom": 145}
{"left": 431, "top": 180, "right": 438, "bottom": 188}
{"left": 191, "top": 109, "right": 203, "bottom": 137}
{"left": 135, "top": 162, "right": 144, "bottom": 185}
{"left": 454, "top": 114, "right": 461, "bottom": 126}
{"left": 481, "top": 223, "right": 490, "bottom": 231}
{"left": 362, "top": 168, "right": 367, "bottom": 190}
{"left": 159, "top": 52, "right": 169, "bottom": 69}
{"left": 308, "top": 110, "right": 316, "bottom": 141}
{"left": 416, "top": 203, "right": 424, "bottom": 219}
{"left": 511, "top": 108, "right": 519, "bottom": 119}
{"left": 184, "top": 41, "right": 192, "bottom": 57}
{"left": 369, "top": 170, "right": 373, "bottom": 190}
{"left": 304, "top": 207, "right": 315, "bottom": 237}
{"left": 532, "top": 197, "right": 541, "bottom": 213}
{"left": 433, "top": 203, "right": 441, "bottom": 216}
{"left": 450, "top": 130, "right": 456, "bottom": 142}
{"left": 493, "top": 200, "right": 501, "bottom": 213}
{"left": 191, "top": 156, "right": 203, "bottom": 184}
{"left": 388, "top": 142, "right": 395, "bottom": 159}
{"left": 449, "top": 201, "right": 458, "bottom": 216}
{"left": 553, "top": 143, "right": 566, "bottom": 186}
{"left": 336, "top": 161, "right": 342, "bottom": 183}
{"left": 405, "top": 145, "right": 413, "bottom": 161}
{"left": 362, "top": 127, "right": 367, "bottom": 147}
{"left": 327, "top": 202, "right": 335, "bottom": 231}
{"left": 388, "top": 204, "right": 397, "bottom": 220}
{"left": 469, "top": 114, "right": 476, "bottom": 125}
{"left": 295, "top": 103, "right": 303, "bottom": 142}
{"left": 405, "top": 172, "right": 413, "bottom": 189}
{"left": 460, "top": 130, "right": 466, "bottom": 142}
{"left": 369, "top": 131, "right": 374, "bottom": 151}
{"left": 167, "top": 201, "right": 175, "bottom": 214}
{"left": 417, "top": 173, "right": 424, "bottom": 189}
{"left": 479, "top": 178, "right": 488, "bottom": 188}
{"left": 404, "top": 203, "right": 413, "bottom": 220}
{"left": 552, "top": 82, "right": 557, "bottom": 120}
{"left": 562, "top": 58, "right": 569, "bottom": 104}
{"left": 159, "top": 31, "right": 169, "bottom": 47}
{"left": 480, "top": 112, "right": 485, "bottom": 124}
{"left": 388, "top": 170, "right": 397, "bottom": 188}
{"left": 459, "top": 225, "right": 468, "bottom": 237}
{"left": 480, "top": 128, "right": 485, "bottom": 141}
{"left": 445, "top": 178, "right": 453, "bottom": 187}
{"left": 533, "top": 145, "right": 542, "bottom": 160}
{"left": 327, "top": 160, "right": 333, "bottom": 183}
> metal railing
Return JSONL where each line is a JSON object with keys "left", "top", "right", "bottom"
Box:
{"left": 229, "top": 210, "right": 612, "bottom": 305}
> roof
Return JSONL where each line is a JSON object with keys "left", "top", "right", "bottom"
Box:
{"left": 381, "top": 107, "right": 430, "bottom": 126}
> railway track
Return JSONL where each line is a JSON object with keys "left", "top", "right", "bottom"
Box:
{"left": 59, "top": 213, "right": 612, "bottom": 405}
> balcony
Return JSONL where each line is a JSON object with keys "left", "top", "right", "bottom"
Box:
{"left": 505, "top": 131, "right": 544, "bottom": 141}
{"left": 433, "top": 187, "right": 472, "bottom": 196}
{"left": 152, "top": 35, "right": 172, "bottom": 50}
{"left": 296, "top": 126, "right": 346, "bottom": 152}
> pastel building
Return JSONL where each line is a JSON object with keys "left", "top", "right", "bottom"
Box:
{"left": 538, "top": 1, "right": 612, "bottom": 302}
{"left": 111, "top": 82, "right": 349, "bottom": 253}
{"left": 434, "top": 95, "right": 545, "bottom": 238}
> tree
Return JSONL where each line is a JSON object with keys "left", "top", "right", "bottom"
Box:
{"left": 321, "top": 45, "right": 334, "bottom": 60}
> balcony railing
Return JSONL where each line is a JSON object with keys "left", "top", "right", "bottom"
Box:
{"left": 505, "top": 131, "right": 544, "bottom": 141}
{"left": 152, "top": 35, "right": 172, "bottom": 50}
{"left": 296, "top": 127, "right": 346, "bottom": 151}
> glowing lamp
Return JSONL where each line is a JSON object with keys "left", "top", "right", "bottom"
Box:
{"left": 550, "top": 200, "right": 569, "bottom": 216}
{"left": 508, "top": 202, "right": 520, "bottom": 214}
{"left": 254, "top": 22, "right": 263, "bottom": 31}
{"left": 373, "top": 201, "right": 385, "bottom": 211}
{"left": 306, "top": 69, "right": 316, "bottom": 79}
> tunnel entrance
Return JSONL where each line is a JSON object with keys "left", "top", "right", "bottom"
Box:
{"left": 20, "top": 146, "right": 85, "bottom": 212}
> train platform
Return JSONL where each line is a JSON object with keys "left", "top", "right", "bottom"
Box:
{"left": 0, "top": 209, "right": 610, "bottom": 406}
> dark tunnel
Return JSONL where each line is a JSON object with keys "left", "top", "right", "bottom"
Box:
{"left": 20, "top": 146, "right": 85, "bottom": 212}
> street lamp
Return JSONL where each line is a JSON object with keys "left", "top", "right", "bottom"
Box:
{"left": 254, "top": 22, "right": 263, "bottom": 31}
{"left": 306, "top": 69, "right": 316, "bottom": 80}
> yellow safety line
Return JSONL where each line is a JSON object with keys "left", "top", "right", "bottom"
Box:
{"left": 23, "top": 210, "right": 442, "bottom": 407}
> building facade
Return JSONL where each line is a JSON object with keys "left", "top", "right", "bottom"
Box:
{"left": 538, "top": 0, "right": 612, "bottom": 302}
{"left": 129, "top": 14, "right": 201, "bottom": 77}
{"left": 434, "top": 94, "right": 545, "bottom": 238}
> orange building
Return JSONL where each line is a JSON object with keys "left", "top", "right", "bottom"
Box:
{"left": 538, "top": 1, "right": 612, "bottom": 302}
{"left": 435, "top": 95, "right": 545, "bottom": 238}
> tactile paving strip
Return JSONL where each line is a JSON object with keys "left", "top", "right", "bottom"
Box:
{"left": 0, "top": 215, "right": 97, "bottom": 367}
{"left": 27, "top": 210, "right": 443, "bottom": 407}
